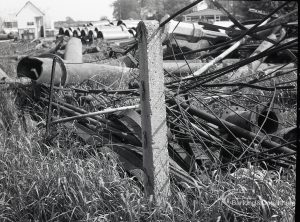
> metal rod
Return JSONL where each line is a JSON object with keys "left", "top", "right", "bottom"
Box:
{"left": 46, "top": 56, "right": 57, "bottom": 136}
{"left": 51, "top": 105, "right": 140, "bottom": 125}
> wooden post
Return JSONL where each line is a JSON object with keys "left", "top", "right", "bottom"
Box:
{"left": 137, "top": 20, "right": 170, "bottom": 205}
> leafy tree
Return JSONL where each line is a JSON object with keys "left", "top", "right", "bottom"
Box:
{"left": 100, "top": 16, "right": 108, "bottom": 21}
{"left": 140, "top": 0, "right": 193, "bottom": 21}
{"left": 162, "top": 0, "right": 193, "bottom": 20}
{"left": 112, "top": 0, "right": 141, "bottom": 20}
{"left": 232, "top": 0, "right": 297, "bottom": 21}
{"left": 112, "top": 0, "right": 194, "bottom": 21}
{"left": 65, "top": 16, "right": 75, "bottom": 23}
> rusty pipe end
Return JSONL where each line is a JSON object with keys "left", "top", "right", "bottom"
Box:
{"left": 17, "top": 57, "right": 43, "bottom": 80}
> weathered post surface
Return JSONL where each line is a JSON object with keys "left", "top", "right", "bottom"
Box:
{"left": 137, "top": 20, "right": 170, "bottom": 205}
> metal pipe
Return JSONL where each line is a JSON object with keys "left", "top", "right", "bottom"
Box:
{"left": 17, "top": 57, "right": 133, "bottom": 86}
{"left": 272, "top": 127, "right": 297, "bottom": 149}
{"left": 167, "top": 38, "right": 210, "bottom": 52}
{"left": 40, "top": 97, "right": 142, "bottom": 146}
{"left": 53, "top": 98, "right": 126, "bottom": 131}
{"left": 98, "top": 30, "right": 133, "bottom": 40}
{"left": 95, "top": 25, "right": 125, "bottom": 32}
{"left": 72, "top": 29, "right": 81, "bottom": 37}
{"left": 46, "top": 57, "right": 57, "bottom": 136}
{"left": 64, "top": 37, "right": 82, "bottom": 63}
{"left": 163, "top": 60, "right": 223, "bottom": 75}
{"left": 128, "top": 29, "right": 136, "bottom": 37}
{"left": 51, "top": 105, "right": 140, "bottom": 125}
{"left": 64, "top": 29, "right": 73, "bottom": 37}
{"left": 88, "top": 30, "right": 98, "bottom": 39}
{"left": 183, "top": 36, "right": 249, "bottom": 79}
{"left": 220, "top": 104, "right": 282, "bottom": 135}
{"left": 118, "top": 20, "right": 140, "bottom": 29}
{"left": 171, "top": 99, "right": 294, "bottom": 154}
{"left": 80, "top": 29, "right": 89, "bottom": 37}
{"left": 90, "top": 20, "right": 111, "bottom": 26}
{"left": 162, "top": 19, "right": 229, "bottom": 43}
{"left": 58, "top": 27, "right": 66, "bottom": 35}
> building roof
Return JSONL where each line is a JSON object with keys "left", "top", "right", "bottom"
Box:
{"left": 1, "top": 13, "right": 17, "bottom": 22}
{"left": 184, "top": 8, "right": 224, "bottom": 17}
{"left": 16, "top": 1, "right": 45, "bottom": 16}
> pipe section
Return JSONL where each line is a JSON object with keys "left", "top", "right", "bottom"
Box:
{"left": 98, "top": 30, "right": 133, "bottom": 41}
{"left": 17, "top": 57, "right": 134, "bottom": 86}
{"left": 64, "top": 37, "right": 83, "bottom": 63}
{"left": 163, "top": 19, "right": 229, "bottom": 43}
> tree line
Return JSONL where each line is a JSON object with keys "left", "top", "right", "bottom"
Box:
{"left": 111, "top": 0, "right": 297, "bottom": 22}
{"left": 112, "top": 0, "right": 194, "bottom": 21}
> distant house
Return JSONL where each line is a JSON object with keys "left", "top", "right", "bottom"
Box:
{"left": 16, "top": 1, "right": 54, "bottom": 39}
{"left": 183, "top": 9, "right": 229, "bottom": 23}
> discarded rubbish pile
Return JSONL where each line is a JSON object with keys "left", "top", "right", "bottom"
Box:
{"left": 7, "top": 2, "right": 298, "bottom": 187}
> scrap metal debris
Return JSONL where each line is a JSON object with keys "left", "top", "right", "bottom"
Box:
{"left": 0, "top": 2, "right": 297, "bottom": 186}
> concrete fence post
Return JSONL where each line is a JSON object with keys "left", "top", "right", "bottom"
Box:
{"left": 137, "top": 20, "right": 170, "bottom": 205}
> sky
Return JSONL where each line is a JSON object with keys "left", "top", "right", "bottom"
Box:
{"left": 0, "top": 0, "right": 115, "bottom": 21}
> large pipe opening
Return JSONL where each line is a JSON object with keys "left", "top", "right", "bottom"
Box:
{"left": 17, "top": 57, "right": 43, "bottom": 80}
{"left": 64, "top": 30, "right": 72, "bottom": 37}
{"left": 73, "top": 30, "right": 80, "bottom": 37}
{"left": 128, "top": 29, "right": 136, "bottom": 37}
{"left": 88, "top": 30, "right": 97, "bottom": 39}
{"left": 257, "top": 111, "right": 279, "bottom": 134}
{"left": 81, "top": 29, "right": 87, "bottom": 37}
{"left": 117, "top": 20, "right": 125, "bottom": 26}
{"left": 58, "top": 27, "right": 65, "bottom": 35}
{"left": 97, "top": 31, "right": 104, "bottom": 39}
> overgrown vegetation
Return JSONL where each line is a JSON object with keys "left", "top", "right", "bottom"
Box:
{"left": 0, "top": 89, "right": 295, "bottom": 221}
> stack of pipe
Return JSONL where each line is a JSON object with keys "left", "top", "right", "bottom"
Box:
{"left": 58, "top": 22, "right": 136, "bottom": 41}
{"left": 97, "top": 24, "right": 134, "bottom": 40}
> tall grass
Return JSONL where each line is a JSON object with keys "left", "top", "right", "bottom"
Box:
{"left": 0, "top": 90, "right": 295, "bottom": 221}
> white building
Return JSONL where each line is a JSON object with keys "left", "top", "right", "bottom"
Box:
{"left": 16, "top": 1, "right": 54, "bottom": 39}
{"left": 183, "top": 9, "right": 228, "bottom": 23}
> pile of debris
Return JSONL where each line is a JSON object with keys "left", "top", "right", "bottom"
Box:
{"left": 1, "top": 2, "right": 297, "bottom": 186}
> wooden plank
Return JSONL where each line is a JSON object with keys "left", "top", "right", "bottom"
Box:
{"left": 137, "top": 20, "right": 170, "bottom": 205}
